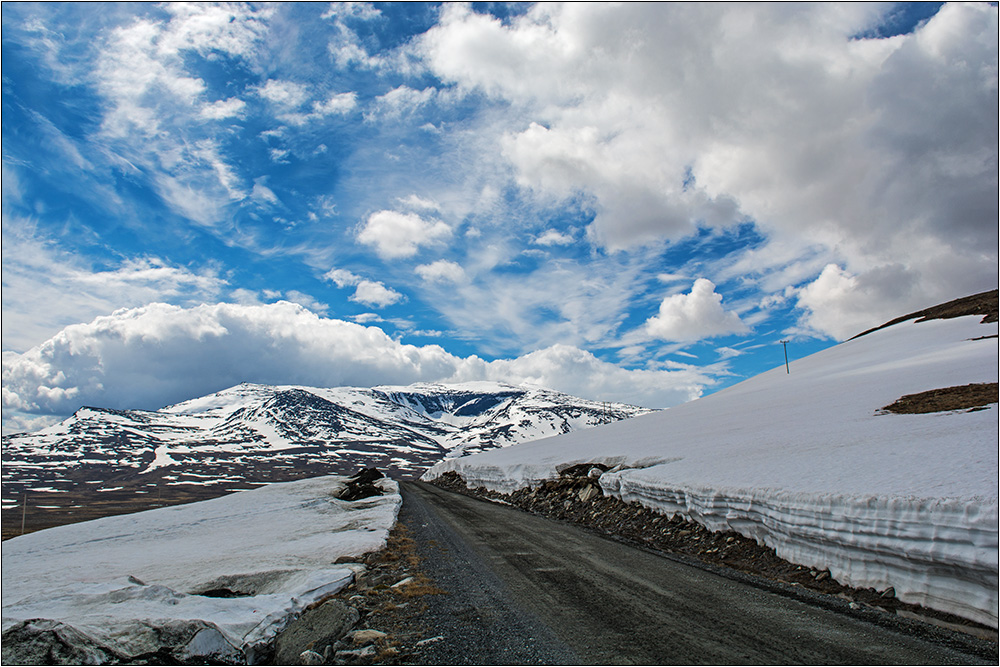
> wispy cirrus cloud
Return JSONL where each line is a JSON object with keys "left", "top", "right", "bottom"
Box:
{"left": 1, "top": 224, "right": 227, "bottom": 353}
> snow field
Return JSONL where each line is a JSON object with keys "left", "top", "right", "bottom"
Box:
{"left": 425, "top": 315, "right": 999, "bottom": 627}
{"left": 1, "top": 475, "right": 401, "bottom": 661}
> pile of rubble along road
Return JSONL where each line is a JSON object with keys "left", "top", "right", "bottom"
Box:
{"left": 429, "top": 465, "right": 996, "bottom": 635}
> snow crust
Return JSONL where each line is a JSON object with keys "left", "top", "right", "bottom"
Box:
{"left": 424, "top": 316, "right": 999, "bottom": 627}
{"left": 2, "top": 476, "right": 400, "bottom": 661}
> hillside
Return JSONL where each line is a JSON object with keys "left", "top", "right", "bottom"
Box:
{"left": 424, "top": 292, "right": 999, "bottom": 627}
{"left": 1, "top": 382, "right": 650, "bottom": 537}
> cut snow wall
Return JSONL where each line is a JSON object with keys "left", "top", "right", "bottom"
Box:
{"left": 601, "top": 470, "right": 999, "bottom": 628}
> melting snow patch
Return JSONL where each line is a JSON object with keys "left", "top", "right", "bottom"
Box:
{"left": 1, "top": 475, "right": 401, "bottom": 662}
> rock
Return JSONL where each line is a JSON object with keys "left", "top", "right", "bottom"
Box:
{"left": 273, "top": 599, "right": 359, "bottom": 665}
{"left": 416, "top": 635, "right": 445, "bottom": 646}
{"left": 350, "top": 629, "right": 387, "bottom": 645}
{"left": 338, "top": 468, "right": 385, "bottom": 501}
{"left": 337, "top": 645, "right": 377, "bottom": 659}
{"left": 815, "top": 570, "right": 831, "bottom": 582}
{"left": 299, "top": 649, "right": 325, "bottom": 665}
{"left": 880, "top": 587, "right": 896, "bottom": 599}
{"left": 578, "top": 485, "right": 599, "bottom": 503}
{"left": 391, "top": 576, "right": 415, "bottom": 588}
{"left": 1, "top": 619, "right": 119, "bottom": 666}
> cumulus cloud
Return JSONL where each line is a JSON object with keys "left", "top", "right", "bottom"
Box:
{"left": 324, "top": 268, "right": 362, "bottom": 288}
{"left": 415, "top": 260, "right": 466, "bottom": 284}
{"left": 2, "top": 302, "right": 724, "bottom": 430}
{"left": 472, "top": 344, "right": 712, "bottom": 408}
{"left": 794, "top": 263, "right": 920, "bottom": 340}
{"left": 351, "top": 280, "right": 404, "bottom": 307}
{"left": 645, "top": 279, "right": 749, "bottom": 342}
{"left": 418, "top": 2, "right": 998, "bottom": 335}
{"left": 323, "top": 267, "right": 404, "bottom": 308}
{"left": 357, "top": 210, "right": 452, "bottom": 258}
{"left": 200, "top": 97, "right": 246, "bottom": 120}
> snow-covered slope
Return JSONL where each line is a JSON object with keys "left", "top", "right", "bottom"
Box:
{"left": 424, "top": 314, "right": 999, "bottom": 627}
{"left": 1, "top": 382, "right": 652, "bottom": 499}
{"left": 1, "top": 475, "right": 400, "bottom": 662}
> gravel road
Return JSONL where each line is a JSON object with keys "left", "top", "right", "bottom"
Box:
{"left": 400, "top": 481, "right": 996, "bottom": 665}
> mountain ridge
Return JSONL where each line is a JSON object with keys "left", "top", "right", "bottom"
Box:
{"left": 1, "top": 381, "right": 653, "bottom": 537}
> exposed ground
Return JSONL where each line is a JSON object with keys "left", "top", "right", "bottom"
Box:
{"left": 880, "top": 382, "right": 999, "bottom": 415}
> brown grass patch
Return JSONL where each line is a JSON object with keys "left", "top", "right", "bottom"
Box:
{"left": 880, "top": 383, "right": 998, "bottom": 415}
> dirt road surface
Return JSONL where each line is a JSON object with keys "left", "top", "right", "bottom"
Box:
{"left": 400, "top": 481, "right": 995, "bottom": 665}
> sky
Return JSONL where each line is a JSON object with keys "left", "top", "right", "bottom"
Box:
{"left": 2, "top": 2, "right": 997, "bottom": 435}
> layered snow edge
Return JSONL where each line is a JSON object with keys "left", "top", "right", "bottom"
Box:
{"left": 425, "top": 459, "right": 998, "bottom": 628}
{"left": 604, "top": 473, "right": 998, "bottom": 628}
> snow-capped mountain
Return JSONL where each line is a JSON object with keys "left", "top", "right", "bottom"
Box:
{"left": 1, "top": 382, "right": 652, "bottom": 501}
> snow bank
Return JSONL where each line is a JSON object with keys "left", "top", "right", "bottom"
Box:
{"left": 425, "top": 315, "right": 999, "bottom": 627}
{"left": 1, "top": 475, "right": 400, "bottom": 662}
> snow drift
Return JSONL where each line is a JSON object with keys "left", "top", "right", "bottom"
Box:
{"left": 424, "top": 314, "right": 999, "bottom": 628}
{"left": 1, "top": 475, "right": 400, "bottom": 662}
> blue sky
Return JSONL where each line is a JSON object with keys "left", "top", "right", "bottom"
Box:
{"left": 2, "top": 2, "right": 997, "bottom": 433}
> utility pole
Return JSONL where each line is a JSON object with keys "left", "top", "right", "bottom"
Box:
{"left": 779, "top": 339, "right": 790, "bottom": 374}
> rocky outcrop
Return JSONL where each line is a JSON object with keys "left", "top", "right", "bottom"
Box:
{"left": 273, "top": 600, "right": 360, "bottom": 665}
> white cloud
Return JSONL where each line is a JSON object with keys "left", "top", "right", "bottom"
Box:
{"left": 73, "top": 4, "right": 274, "bottom": 230}
{"left": 322, "top": 3, "right": 382, "bottom": 22}
{"left": 645, "top": 279, "right": 749, "bottom": 342}
{"left": 471, "top": 344, "right": 713, "bottom": 408}
{"left": 324, "top": 268, "right": 403, "bottom": 308}
{"left": 2, "top": 303, "right": 722, "bottom": 430}
{"left": 1, "top": 226, "right": 226, "bottom": 353}
{"left": 357, "top": 210, "right": 452, "bottom": 258}
{"left": 715, "top": 346, "right": 743, "bottom": 360}
{"left": 417, "top": 3, "right": 998, "bottom": 330}
{"left": 794, "top": 263, "right": 919, "bottom": 340}
{"left": 251, "top": 180, "right": 280, "bottom": 206}
{"left": 324, "top": 268, "right": 362, "bottom": 288}
{"left": 283, "top": 290, "right": 329, "bottom": 315}
{"left": 312, "top": 91, "right": 358, "bottom": 116}
{"left": 200, "top": 97, "right": 246, "bottom": 120}
{"left": 534, "top": 229, "right": 574, "bottom": 246}
{"left": 257, "top": 79, "right": 309, "bottom": 108}
{"left": 366, "top": 85, "right": 436, "bottom": 121}
{"left": 397, "top": 194, "right": 441, "bottom": 212}
{"left": 415, "top": 260, "right": 466, "bottom": 284}
{"left": 351, "top": 280, "right": 404, "bottom": 308}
